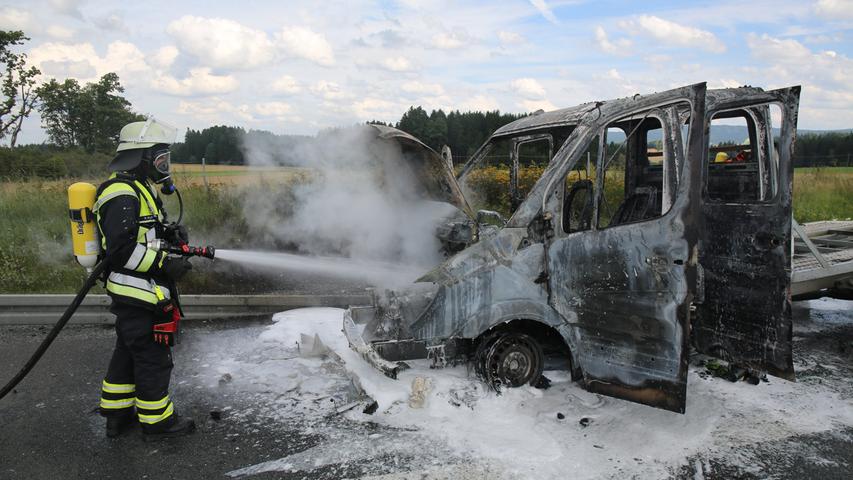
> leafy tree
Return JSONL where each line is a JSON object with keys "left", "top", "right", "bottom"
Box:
{"left": 0, "top": 31, "right": 41, "bottom": 146}
{"left": 36, "top": 73, "right": 143, "bottom": 153}
{"left": 35, "top": 78, "right": 82, "bottom": 147}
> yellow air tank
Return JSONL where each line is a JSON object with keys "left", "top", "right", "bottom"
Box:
{"left": 67, "top": 182, "right": 100, "bottom": 270}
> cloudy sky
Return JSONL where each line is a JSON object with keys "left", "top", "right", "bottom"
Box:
{"left": 3, "top": 0, "right": 852, "bottom": 144}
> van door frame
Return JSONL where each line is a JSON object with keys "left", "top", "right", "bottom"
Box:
{"left": 540, "top": 83, "right": 707, "bottom": 412}
{"left": 691, "top": 86, "right": 801, "bottom": 380}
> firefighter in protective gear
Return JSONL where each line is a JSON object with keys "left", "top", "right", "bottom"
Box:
{"left": 95, "top": 118, "right": 196, "bottom": 439}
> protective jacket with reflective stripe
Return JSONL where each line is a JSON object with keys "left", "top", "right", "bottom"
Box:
{"left": 94, "top": 174, "right": 173, "bottom": 309}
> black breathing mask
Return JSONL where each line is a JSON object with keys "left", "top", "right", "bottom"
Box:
{"left": 148, "top": 149, "right": 176, "bottom": 195}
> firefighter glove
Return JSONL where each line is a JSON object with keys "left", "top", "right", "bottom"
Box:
{"left": 154, "top": 300, "right": 180, "bottom": 346}
{"left": 163, "top": 223, "right": 189, "bottom": 245}
{"left": 161, "top": 256, "right": 192, "bottom": 281}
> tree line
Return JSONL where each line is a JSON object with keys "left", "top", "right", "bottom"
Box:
{"left": 169, "top": 107, "right": 525, "bottom": 165}
{"left": 796, "top": 131, "right": 853, "bottom": 167}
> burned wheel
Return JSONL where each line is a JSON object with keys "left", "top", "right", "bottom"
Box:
{"left": 478, "top": 332, "right": 544, "bottom": 389}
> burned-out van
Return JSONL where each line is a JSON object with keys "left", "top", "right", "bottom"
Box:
{"left": 345, "top": 83, "right": 800, "bottom": 412}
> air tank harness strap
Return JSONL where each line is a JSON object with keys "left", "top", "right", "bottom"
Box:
{"left": 153, "top": 285, "right": 180, "bottom": 347}
{"left": 69, "top": 207, "right": 94, "bottom": 223}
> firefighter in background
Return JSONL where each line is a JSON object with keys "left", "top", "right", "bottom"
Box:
{"left": 94, "top": 118, "right": 195, "bottom": 439}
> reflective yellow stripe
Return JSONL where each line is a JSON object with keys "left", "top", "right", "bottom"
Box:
{"left": 124, "top": 243, "right": 147, "bottom": 270}
{"left": 93, "top": 184, "right": 137, "bottom": 213}
{"left": 102, "top": 380, "right": 135, "bottom": 394}
{"left": 108, "top": 272, "right": 169, "bottom": 297}
{"left": 106, "top": 281, "right": 159, "bottom": 305}
{"left": 106, "top": 272, "right": 170, "bottom": 306}
{"left": 133, "top": 180, "right": 158, "bottom": 218}
{"left": 153, "top": 285, "right": 166, "bottom": 302}
{"left": 137, "top": 248, "right": 158, "bottom": 272}
{"left": 136, "top": 396, "right": 170, "bottom": 410}
{"left": 96, "top": 177, "right": 162, "bottom": 251}
{"left": 138, "top": 402, "right": 174, "bottom": 424}
{"left": 100, "top": 398, "right": 135, "bottom": 409}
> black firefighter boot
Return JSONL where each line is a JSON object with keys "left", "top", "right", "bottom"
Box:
{"left": 106, "top": 411, "right": 137, "bottom": 438}
{"left": 142, "top": 415, "right": 196, "bottom": 441}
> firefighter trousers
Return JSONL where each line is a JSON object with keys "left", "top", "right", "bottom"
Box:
{"left": 99, "top": 303, "right": 176, "bottom": 426}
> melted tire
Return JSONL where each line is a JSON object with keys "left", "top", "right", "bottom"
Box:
{"left": 478, "top": 332, "right": 544, "bottom": 390}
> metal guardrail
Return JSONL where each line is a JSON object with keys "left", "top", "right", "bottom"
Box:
{"left": 0, "top": 294, "right": 372, "bottom": 325}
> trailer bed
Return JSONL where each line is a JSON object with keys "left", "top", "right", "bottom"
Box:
{"left": 791, "top": 220, "right": 853, "bottom": 297}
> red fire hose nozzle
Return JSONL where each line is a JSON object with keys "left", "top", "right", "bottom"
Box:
{"left": 148, "top": 240, "right": 216, "bottom": 260}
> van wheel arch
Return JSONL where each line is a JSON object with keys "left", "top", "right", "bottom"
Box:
{"left": 473, "top": 319, "right": 579, "bottom": 388}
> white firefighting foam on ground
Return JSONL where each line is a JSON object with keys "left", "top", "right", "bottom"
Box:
{"left": 182, "top": 301, "right": 853, "bottom": 479}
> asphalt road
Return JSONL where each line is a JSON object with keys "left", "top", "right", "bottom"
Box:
{"left": 1, "top": 301, "right": 851, "bottom": 479}
{"left": 0, "top": 320, "right": 321, "bottom": 479}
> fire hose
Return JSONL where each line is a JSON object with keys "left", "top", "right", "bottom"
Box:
{"left": 0, "top": 243, "right": 214, "bottom": 401}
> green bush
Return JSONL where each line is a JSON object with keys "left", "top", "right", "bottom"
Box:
{"left": 0, "top": 146, "right": 111, "bottom": 180}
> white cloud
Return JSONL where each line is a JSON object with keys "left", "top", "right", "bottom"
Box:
{"left": 459, "top": 94, "right": 500, "bottom": 112}
{"left": 29, "top": 41, "right": 149, "bottom": 83}
{"left": 747, "top": 33, "right": 814, "bottom": 63}
{"left": 0, "top": 7, "right": 36, "bottom": 31}
{"left": 103, "top": 41, "right": 149, "bottom": 75}
{"left": 747, "top": 33, "right": 853, "bottom": 89}
{"left": 151, "top": 68, "right": 238, "bottom": 96}
{"left": 254, "top": 101, "right": 292, "bottom": 117}
{"left": 498, "top": 30, "right": 525, "bottom": 46}
{"left": 150, "top": 46, "right": 179, "bottom": 69}
{"left": 46, "top": 25, "right": 75, "bottom": 40}
{"left": 603, "top": 69, "right": 622, "bottom": 81}
{"left": 381, "top": 56, "right": 413, "bottom": 72}
{"left": 310, "top": 80, "right": 348, "bottom": 100}
{"left": 401, "top": 81, "right": 445, "bottom": 96}
{"left": 519, "top": 99, "right": 557, "bottom": 112}
{"left": 271, "top": 75, "right": 301, "bottom": 94}
{"left": 529, "top": 0, "right": 559, "bottom": 24}
{"left": 93, "top": 13, "right": 127, "bottom": 31}
{"left": 621, "top": 15, "right": 726, "bottom": 53}
{"left": 803, "top": 33, "right": 845, "bottom": 44}
{"left": 50, "top": 0, "right": 83, "bottom": 19}
{"left": 814, "top": 0, "right": 853, "bottom": 20}
{"left": 352, "top": 97, "right": 400, "bottom": 119}
{"left": 644, "top": 54, "right": 672, "bottom": 64}
{"left": 432, "top": 31, "right": 466, "bottom": 49}
{"left": 177, "top": 97, "right": 253, "bottom": 122}
{"left": 167, "top": 16, "right": 276, "bottom": 70}
{"left": 276, "top": 26, "right": 335, "bottom": 66}
{"left": 511, "top": 77, "right": 547, "bottom": 99}
{"left": 745, "top": 33, "right": 853, "bottom": 125}
{"left": 595, "top": 26, "right": 632, "bottom": 55}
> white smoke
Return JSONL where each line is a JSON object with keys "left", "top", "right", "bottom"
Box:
{"left": 239, "top": 125, "right": 456, "bottom": 270}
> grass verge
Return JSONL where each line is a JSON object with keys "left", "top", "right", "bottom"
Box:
{"left": 0, "top": 166, "right": 850, "bottom": 293}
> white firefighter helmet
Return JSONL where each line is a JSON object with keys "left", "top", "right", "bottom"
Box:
{"left": 110, "top": 117, "right": 178, "bottom": 172}
{"left": 116, "top": 117, "right": 177, "bottom": 152}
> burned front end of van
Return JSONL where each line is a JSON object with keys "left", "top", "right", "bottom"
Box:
{"left": 346, "top": 84, "right": 801, "bottom": 413}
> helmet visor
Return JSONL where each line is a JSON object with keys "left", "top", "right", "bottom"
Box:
{"left": 153, "top": 150, "right": 171, "bottom": 176}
